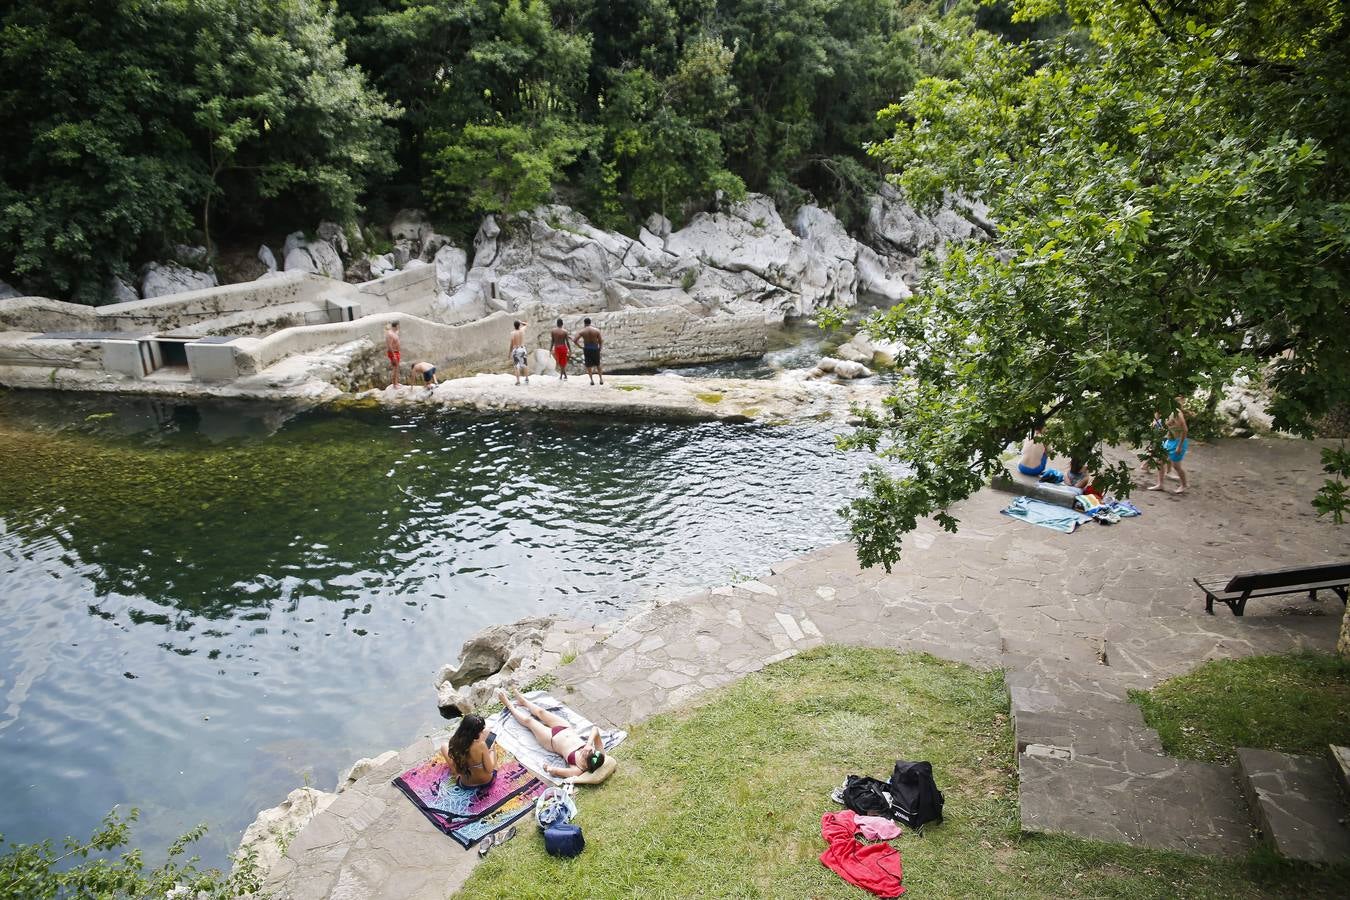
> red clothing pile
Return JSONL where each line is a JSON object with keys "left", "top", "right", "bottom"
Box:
{"left": 819, "top": 809, "right": 904, "bottom": 897}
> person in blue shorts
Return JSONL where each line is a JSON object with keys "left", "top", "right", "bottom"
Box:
{"left": 1017, "top": 428, "right": 1048, "bottom": 477}
{"left": 1148, "top": 401, "right": 1189, "bottom": 494}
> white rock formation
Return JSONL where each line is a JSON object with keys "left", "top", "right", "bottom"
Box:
{"left": 809, "top": 356, "right": 873, "bottom": 380}
{"left": 141, "top": 262, "right": 217, "bottom": 298}
{"left": 235, "top": 787, "right": 335, "bottom": 878}
{"left": 433, "top": 616, "right": 610, "bottom": 714}
{"left": 456, "top": 193, "right": 979, "bottom": 328}
{"left": 835, "top": 332, "right": 901, "bottom": 368}
{"left": 865, "top": 184, "right": 989, "bottom": 260}
{"left": 336, "top": 750, "right": 399, "bottom": 793}
{"left": 369, "top": 253, "right": 397, "bottom": 278}
{"left": 282, "top": 231, "right": 306, "bottom": 260}
{"left": 390, "top": 208, "right": 433, "bottom": 245}
{"left": 258, "top": 244, "right": 278, "bottom": 273}
{"left": 284, "top": 237, "right": 344, "bottom": 280}
{"left": 173, "top": 244, "right": 211, "bottom": 269}
{"left": 107, "top": 276, "right": 139, "bottom": 303}
{"left": 316, "top": 221, "right": 349, "bottom": 257}
{"left": 1219, "top": 376, "right": 1275, "bottom": 434}
{"left": 434, "top": 244, "right": 468, "bottom": 294}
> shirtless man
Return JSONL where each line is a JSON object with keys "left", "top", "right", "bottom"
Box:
{"left": 385, "top": 322, "right": 401, "bottom": 386}
{"left": 549, "top": 318, "right": 571, "bottom": 380}
{"left": 410, "top": 360, "right": 438, "bottom": 390}
{"left": 573, "top": 317, "right": 603, "bottom": 385}
{"left": 509, "top": 320, "right": 530, "bottom": 385}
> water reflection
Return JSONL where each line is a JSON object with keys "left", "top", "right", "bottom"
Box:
{"left": 0, "top": 391, "right": 877, "bottom": 865}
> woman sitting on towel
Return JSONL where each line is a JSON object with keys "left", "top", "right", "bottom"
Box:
{"left": 498, "top": 688, "right": 606, "bottom": 778}
{"left": 444, "top": 714, "right": 499, "bottom": 788}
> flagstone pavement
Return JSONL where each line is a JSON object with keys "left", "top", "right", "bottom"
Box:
{"left": 261, "top": 436, "right": 1347, "bottom": 899}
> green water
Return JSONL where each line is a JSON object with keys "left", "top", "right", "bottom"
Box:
{"left": 0, "top": 389, "right": 875, "bottom": 865}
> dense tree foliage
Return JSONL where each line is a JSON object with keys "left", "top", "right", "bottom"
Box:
{"left": 844, "top": 0, "right": 1350, "bottom": 569}
{"left": 0, "top": 0, "right": 395, "bottom": 303}
{"left": 3, "top": 0, "right": 956, "bottom": 301}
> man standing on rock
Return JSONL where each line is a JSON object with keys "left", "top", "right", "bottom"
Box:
{"left": 509, "top": 319, "right": 530, "bottom": 385}
{"left": 550, "top": 318, "right": 571, "bottom": 380}
{"left": 573, "top": 317, "right": 604, "bottom": 385}
{"left": 385, "top": 321, "right": 401, "bottom": 387}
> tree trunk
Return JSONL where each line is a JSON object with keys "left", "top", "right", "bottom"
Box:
{"left": 1340, "top": 601, "right": 1350, "bottom": 658}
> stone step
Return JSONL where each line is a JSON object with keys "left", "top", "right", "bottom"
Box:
{"left": 1236, "top": 747, "right": 1350, "bottom": 864}
{"left": 1331, "top": 745, "right": 1350, "bottom": 799}
{"left": 1006, "top": 669, "right": 1145, "bottom": 723}
{"left": 1014, "top": 708, "right": 1164, "bottom": 764}
{"left": 1019, "top": 752, "right": 1254, "bottom": 858}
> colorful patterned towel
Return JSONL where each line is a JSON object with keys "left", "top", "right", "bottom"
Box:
{"left": 393, "top": 749, "right": 547, "bottom": 848}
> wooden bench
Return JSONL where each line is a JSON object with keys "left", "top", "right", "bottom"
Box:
{"left": 1195, "top": 561, "right": 1350, "bottom": 617}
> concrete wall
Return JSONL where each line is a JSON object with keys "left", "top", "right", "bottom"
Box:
{"left": 0, "top": 335, "right": 106, "bottom": 370}
{"left": 0, "top": 272, "right": 336, "bottom": 335}
{"left": 356, "top": 264, "right": 437, "bottom": 316}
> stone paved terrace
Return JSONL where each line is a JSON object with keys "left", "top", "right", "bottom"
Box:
{"left": 261, "top": 436, "right": 1349, "bottom": 899}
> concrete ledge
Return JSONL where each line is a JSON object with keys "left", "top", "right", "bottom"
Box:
{"left": 992, "top": 471, "right": 1082, "bottom": 509}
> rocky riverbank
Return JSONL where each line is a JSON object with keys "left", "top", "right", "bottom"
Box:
{"left": 357, "top": 370, "right": 889, "bottom": 424}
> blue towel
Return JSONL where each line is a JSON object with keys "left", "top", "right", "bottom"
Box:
{"left": 1000, "top": 496, "right": 1092, "bottom": 533}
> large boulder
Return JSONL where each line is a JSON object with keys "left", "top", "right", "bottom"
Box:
{"left": 173, "top": 244, "right": 210, "bottom": 269}
{"left": 282, "top": 230, "right": 306, "bottom": 259}
{"left": 306, "top": 240, "right": 345, "bottom": 280}
{"left": 336, "top": 750, "right": 399, "bottom": 793}
{"left": 420, "top": 230, "right": 453, "bottom": 262}
{"left": 865, "top": 184, "right": 987, "bottom": 259}
{"left": 141, "top": 262, "right": 217, "bottom": 298}
{"left": 368, "top": 253, "right": 397, "bottom": 278}
{"left": 316, "top": 221, "right": 349, "bottom": 257}
{"left": 433, "top": 616, "right": 610, "bottom": 715}
{"left": 258, "top": 244, "right": 278, "bottom": 273}
{"left": 434, "top": 244, "right": 468, "bottom": 293}
{"left": 234, "top": 787, "right": 335, "bottom": 879}
{"left": 809, "top": 356, "right": 873, "bottom": 380}
{"left": 107, "top": 276, "right": 139, "bottom": 303}
{"left": 390, "top": 208, "right": 433, "bottom": 246}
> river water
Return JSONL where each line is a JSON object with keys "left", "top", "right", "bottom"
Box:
{"left": 0, "top": 388, "right": 880, "bottom": 865}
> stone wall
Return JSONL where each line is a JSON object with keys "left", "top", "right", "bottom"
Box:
{"left": 515, "top": 304, "right": 768, "bottom": 371}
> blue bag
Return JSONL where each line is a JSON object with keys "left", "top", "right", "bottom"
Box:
{"left": 543, "top": 822, "right": 585, "bottom": 857}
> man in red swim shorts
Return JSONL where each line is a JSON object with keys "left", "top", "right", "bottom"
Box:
{"left": 385, "top": 321, "right": 401, "bottom": 386}
{"left": 549, "top": 318, "right": 571, "bottom": 380}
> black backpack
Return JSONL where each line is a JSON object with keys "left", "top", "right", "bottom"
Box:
{"left": 888, "top": 760, "right": 944, "bottom": 829}
{"left": 840, "top": 775, "right": 895, "bottom": 818}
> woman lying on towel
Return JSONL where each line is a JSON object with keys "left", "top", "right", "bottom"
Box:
{"left": 497, "top": 688, "right": 607, "bottom": 778}
{"left": 444, "top": 714, "right": 499, "bottom": 788}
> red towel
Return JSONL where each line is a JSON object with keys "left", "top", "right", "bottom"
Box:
{"left": 819, "top": 810, "right": 904, "bottom": 897}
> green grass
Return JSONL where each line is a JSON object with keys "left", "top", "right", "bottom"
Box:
{"left": 1131, "top": 651, "right": 1350, "bottom": 765}
{"left": 463, "top": 647, "right": 1349, "bottom": 899}
{"left": 694, "top": 392, "right": 723, "bottom": 404}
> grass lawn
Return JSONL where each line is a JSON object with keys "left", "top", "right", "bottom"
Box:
{"left": 1131, "top": 651, "right": 1350, "bottom": 766}
{"left": 462, "top": 646, "right": 1349, "bottom": 899}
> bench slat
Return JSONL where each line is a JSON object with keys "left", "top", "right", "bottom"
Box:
{"left": 1204, "top": 578, "right": 1350, "bottom": 603}
{"left": 1225, "top": 561, "right": 1350, "bottom": 593}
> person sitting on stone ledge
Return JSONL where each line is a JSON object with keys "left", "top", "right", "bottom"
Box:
{"left": 443, "top": 714, "right": 499, "bottom": 789}
{"left": 497, "top": 688, "right": 606, "bottom": 779}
